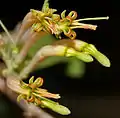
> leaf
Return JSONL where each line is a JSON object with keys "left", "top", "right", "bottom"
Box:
{"left": 28, "top": 34, "right": 55, "bottom": 57}
{"left": 34, "top": 56, "right": 67, "bottom": 70}
{"left": 65, "top": 57, "right": 85, "bottom": 78}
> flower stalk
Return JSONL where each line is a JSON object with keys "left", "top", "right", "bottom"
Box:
{"left": 0, "top": 20, "right": 15, "bottom": 44}
{"left": 15, "top": 30, "right": 46, "bottom": 66}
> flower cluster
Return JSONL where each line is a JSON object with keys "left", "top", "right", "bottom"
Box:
{"left": 0, "top": 0, "right": 110, "bottom": 116}
{"left": 22, "top": 0, "right": 109, "bottom": 40}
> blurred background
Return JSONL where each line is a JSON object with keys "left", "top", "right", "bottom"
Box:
{"left": 0, "top": 0, "right": 119, "bottom": 118}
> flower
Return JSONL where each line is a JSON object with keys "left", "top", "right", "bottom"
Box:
{"left": 17, "top": 76, "right": 70, "bottom": 115}
{"left": 30, "top": 0, "right": 109, "bottom": 40}
{"left": 17, "top": 76, "right": 60, "bottom": 103}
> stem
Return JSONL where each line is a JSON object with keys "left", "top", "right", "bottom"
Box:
{"left": 15, "top": 19, "right": 37, "bottom": 43}
{"left": 19, "top": 53, "right": 42, "bottom": 79}
{"left": 0, "top": 20, "right": 17, "bottom": 61}
{"left": 0, "top": 20, "right": 15, "bottom": 44}
{"left": 7, "top": 76, "right": 29, "bottom": 95}
{"left": 19, "top": 45, "right": 51, "bottom": 79}
{"left": 15, "top": 12, "right": 37, "bottom": 43}
{"left": 0, "top": 49, "right": 18, "bottom": 77}
{"left": 74, "top": 16, "right": 109, "bottom": 22}
{"left": 0, "top": 49, "right": 11, "bottom": 70}
{"left": 19, "top": 45, "right": 67, "bottom": 79}
{"left": 15, "top": 30, "right": 46, "bottom": 65}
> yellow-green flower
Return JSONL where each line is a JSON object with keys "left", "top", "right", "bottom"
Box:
{"left": 30, "top": 0, "right": 109, "bottom": 40}
{"left": 17, "top": 76, "right": 70, "bottom": 115}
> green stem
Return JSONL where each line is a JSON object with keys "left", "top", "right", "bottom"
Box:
{"left": 15, "top": 31, "right": 45, "bottom": 66}
{"left": 0, "top": 49, "right": 10, "bottom": 68}
{"left": 0, "top": 20, "right": 15, "bottom": 44}
{"left": 19, "top": 57, "right": 40, "bottom": 79}
{"left": 0, "top": 49, "right": 14, "bottom": 77}
{"left": 19, "top": 48, "right": 44, "bottom": 79}
{"left": 19, "top": 45, "right": 67, "bottom": 79}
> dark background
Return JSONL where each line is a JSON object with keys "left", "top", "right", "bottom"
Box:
{"left": 0, "top": 0, "right": 120, "bottom": 118}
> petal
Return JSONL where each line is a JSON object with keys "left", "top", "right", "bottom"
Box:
{"left": 34, "top": 77, "right": 44, "bottom": 87}
{"left": 20, "top": 80, "right": 29, "bottom": 89}
{"left": 41, "top": 92, "right": 60, "bottom": 99}
{"left": 41, "top": 100, "right": 71, "bottom": 115}
{"left": 27, "top": 95, "right": 35, "bottom": 102}
{"left": 68, "top": 11, "right": 77, "bottom": 20}
{"left": 92, "top": 51, "right": 111, "bottom": 67}
{"left": 29, "top": 76, "right": 34, "bottom": 84}
{"left": 61, "top": 10, "right": 66, "bottom": 19}
{"left": 17, "top": 94, "right": 27, "bottom": 102}
{"left": 84, "top": 44, "right": 110, "bottom": 67}
{"left": 75, "top": 52, "right": 94, "bottom": 62}
{"left": 65, "top": 47, "right": 93, "bottom": 62}
{"left": 32, "top": 93, "right": 70, "bottom": 115}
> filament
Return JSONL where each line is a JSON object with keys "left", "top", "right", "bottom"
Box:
{"left": 74, "top": 16, "right": 109, "bottom": 22}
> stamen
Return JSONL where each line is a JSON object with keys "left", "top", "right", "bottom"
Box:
{"left": 38, "top": 91, "right": 61, "bottom": 99}
{"left": 71, "top": 22, "right": 97, "bottom": 30}
{"left": 69, "top": 30, "right": 76, "bottom": 40}
{"left": 27, "top": 95, "right": 35, "bottom": 102}
{"left": 66, "top": 16, "right": 73, "bottom": 24}
{"left": 68, "top": 11, "right": 77, "bottom": 20}
{"left": 52, "top": 14, "right": 60, "bottom": 22}
{"left": 74, "top": 16, "right": 109, "bottom": 22}
{"left": 44, "top": 16, "right": 52, "bottom": 20}
{"left": 64, "top": 28, "right": 71, "bottom": 36}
